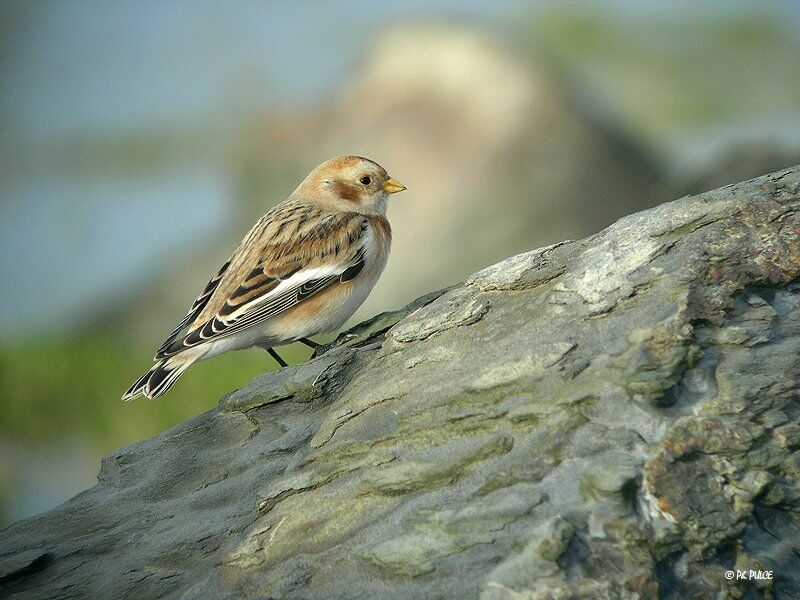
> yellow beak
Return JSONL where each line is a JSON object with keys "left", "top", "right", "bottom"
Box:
{"left": 383, "top": 178, "right": 407, "bottom": 194}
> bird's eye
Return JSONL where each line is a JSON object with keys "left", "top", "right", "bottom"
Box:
{"left": 359, "top": 176, "right": 371, "bottom": 185}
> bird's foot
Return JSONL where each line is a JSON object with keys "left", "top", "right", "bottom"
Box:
{"left": 311, "top": 343, "right": 336, "bottom": 358}
{"left": 299, "top": 337, "right": 332, "bottom": 358}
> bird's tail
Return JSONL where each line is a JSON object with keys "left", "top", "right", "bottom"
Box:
{"left": 122, "top": 351, "right": 200, "bottom": 401}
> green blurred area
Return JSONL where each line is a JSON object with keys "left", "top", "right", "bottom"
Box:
{"left": 0, "top": 331, "right": 313, "bottom": 453}
{"left": 528, "top": 10, "right": 800, "bottom": 155}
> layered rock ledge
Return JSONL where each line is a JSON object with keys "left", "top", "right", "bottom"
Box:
{"left": 2, "top": 166, "right": 800, "bottom": 599}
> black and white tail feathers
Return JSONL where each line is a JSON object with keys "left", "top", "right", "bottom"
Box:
{"left": 121, "top": 354, "right": 197, "bottom": 401}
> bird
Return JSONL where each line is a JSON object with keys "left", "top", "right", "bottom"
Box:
{"left": 122, "top": 156, "right": 406, "bottom": 400}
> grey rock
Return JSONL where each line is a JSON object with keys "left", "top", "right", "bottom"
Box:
{"left": 2, "top": 166, "right": 800, "bottom": 599}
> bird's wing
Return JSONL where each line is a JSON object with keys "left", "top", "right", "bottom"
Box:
{"left": 153, "top": 258, "right": 232, "bottom": 359}
{"left": 155, "top": 210, "right": 369, "bottom": 359}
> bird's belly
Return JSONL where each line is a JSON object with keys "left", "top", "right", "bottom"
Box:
{"left": 199, "top": 250, "right": 387, "bottom": 360}
{"left": 268, "top": 265, "right": 383, "bottom": 343}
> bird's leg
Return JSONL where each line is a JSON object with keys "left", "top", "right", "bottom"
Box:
{"left": 299, "top": 337, "right": 331, "bottom": 358}
{"left": 299, "top": 338, "right": 322, "bottom": 350}
{"left": 266, "top": 347, "right": 288, "bottom": 368}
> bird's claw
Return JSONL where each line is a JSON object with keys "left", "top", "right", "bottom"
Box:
{"left": 311, "top": 343, "right": 334, "bottom": 359}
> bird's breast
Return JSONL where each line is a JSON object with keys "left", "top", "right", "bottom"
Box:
{"left": 268, "top": 218, "right": 390, "bottom": 342}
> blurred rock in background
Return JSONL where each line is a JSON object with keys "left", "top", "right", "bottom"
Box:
{"left": 239, "top": 25, "right": 661, "bottom": 319}
{"left": 1, "top": 1, "right": 800, "bottom": 525}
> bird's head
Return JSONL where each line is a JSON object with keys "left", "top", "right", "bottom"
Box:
{"left": 295, "top": 156, "right": 406, "bottom": 215}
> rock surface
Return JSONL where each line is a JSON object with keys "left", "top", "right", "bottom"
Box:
{"left": 2, "top": 166, "right": 800, "bottom": 599}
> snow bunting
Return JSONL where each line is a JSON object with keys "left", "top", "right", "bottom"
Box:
{"left": 123, "top": 156, "right": 405, "bottom": 400}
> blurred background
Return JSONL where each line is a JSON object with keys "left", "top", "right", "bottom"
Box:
{"left": 2, "top": 0, "right": 800, "bottom": 526}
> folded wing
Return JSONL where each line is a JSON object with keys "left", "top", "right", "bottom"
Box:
{"left": 153, "top": 259, "right": 231, "bottom": 359}
{"left": 155, "top": 211, "right": 369, "bottom": 359}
